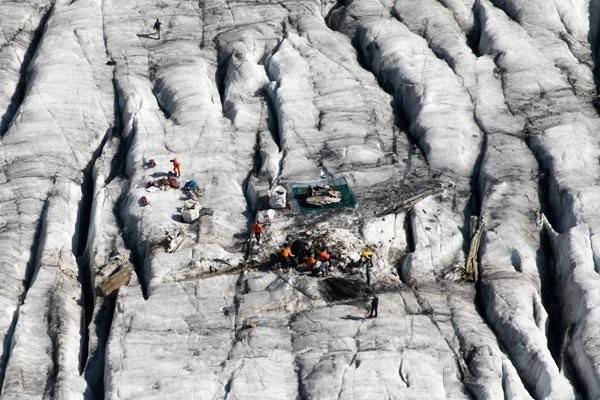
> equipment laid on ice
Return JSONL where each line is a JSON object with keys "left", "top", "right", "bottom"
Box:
{"left": 305, "top": 185, "right": 342, "bottom": 206}
{"left": 146, "top": 176, "right": 180, "bottom": 190}
{"left": 181, "top": 200, "right": 201, "bottom": 223}
{"left": 290, "top": 177, "right": 358, "bottom": 214}
{"left": 183, "top": 180, "right": 203, "bottom": 200}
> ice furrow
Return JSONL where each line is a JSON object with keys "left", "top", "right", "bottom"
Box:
{"left": 218, "top": 271, "right": 304, "bottom": 399}
{"left": 0, "top": 0, "right": 116, "bottom": 396}
{"left": 0, "top": 2, "right": 53, "bottom": 136}
{"left": 105, "top": 0, "right": 256, "bottom": 289}
{"left": 330, "top": 0, "right": 481, "bottom": 284}
{"left": 265, "top": 8, "right": 400, "bottom": 190}
{"left": 0, "top": 191, "right": 49, "bottom": 393}
{"left": 2, "top": 180, "right": 87, "bottom": 399}
{"left": 79, "top": 45, "right": 128, "bottom": 395}
{"left": 75, "top": 124, "right": 118, "bottom": 376}
{"left": 469, "top": 42, "right": 565, "bottom": 399}
{"left": 548, "top": 224, "right": 600, "bottom": 399}
{"left": 391, "top": 0, "right": 478, "bottom": 92}
{"left": 475, "top": 0, "right": 600, "bottom": 397}
{"left": 328, "top": 1, "right": 572, "bottom": 398}
{"left": 2, "top": 0, "right": 598, "bottom": 397}
{"left": 213, "top": 22, "right": 281, "bottom": 206}
{"left": 105, "top": 275, "right": 242, "bottom": 399}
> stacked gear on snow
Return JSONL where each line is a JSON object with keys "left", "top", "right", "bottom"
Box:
{"left": 183, "top": 180, "right": 203, "bottom": 200}
{"left": 147, "top": 177, "right": 180, "bottom": 190}
{"left": 184, "top": 180, "right": 198, "bottom": 190}
{"left": 268, "top": 185, "right": 287, "bottom": 209}
{"left": 181, "top": 200, "right": 201, "bottom": 223}
{"left": 168, "top": 177, "right": 180, "bottom": 189}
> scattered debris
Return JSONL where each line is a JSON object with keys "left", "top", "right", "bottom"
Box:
{"left": 377, "top": 185, "right": 445, "bottom": 216}
{"left": 58, "top": 264, "right": 77, "bottom": 280}
{"left": 185, "top": 188, "right": 202, "bottom": 200}
{"left": 464, "top": 215, "right": 483, "bottom": 282}
{"left": 248, "top": 242, "right": 261, "bottom": 256}
{"left": 243, "top": 320, "right": 259, "bottom": 329}
{"left": 158, "top": 227, "right": 187, "bottom": 252}
{"left": 98, "top": 266, "right": 132, "bottom": 296}
{"left": 169, "top": 235, "right": 187, "bottom": 253}
{"left": 97, "top": 255, "right": 134, "bottom": 297}
{"left": 98, "top": 254, "right": 130, "bottom": 278}
{"left": 319, "top": 277, "right": 365, "bottom": 301}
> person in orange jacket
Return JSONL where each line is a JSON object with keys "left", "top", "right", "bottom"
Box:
{"left": 304, "top": 255, "right": 317, "bottom": 272}
{"left": 252, "top": 222, "right": 264, "bottom": 243}
{"left": 280, "top": 244, "right": 295, "bottom": 269}
{"left": 170, "top": 158, "right": 181, "bottom": 177}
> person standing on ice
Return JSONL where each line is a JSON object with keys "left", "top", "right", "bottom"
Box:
{"left": 367, "top": 295, "right": 379, "bottom": 318}
{"left": 252, "top": 222, "right": 264, "bottom": 243}
{"left": 361, "top": 249, "right": 374, "bottom": 286}
{"left": 280, "top": 243, "right": 295, "bottom": 269}
{"left": 153, "top": 18, "right": 162, "bottom": 39}
{"left": 170, "top": 158, "right": 181, "bottom": 177}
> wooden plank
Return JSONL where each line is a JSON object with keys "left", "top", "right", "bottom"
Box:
{"left": 98, "top": 266, "right": 133, "bottom": 297}
{"left": 464, "top": 218, "right": 483, "bottom": 282}
{"left": 377, "top": 186, "right": 444, "bottom": 216}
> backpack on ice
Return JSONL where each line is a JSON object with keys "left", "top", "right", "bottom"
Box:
{"left": 184, "top": 180, "right": 198, "bottom": 190}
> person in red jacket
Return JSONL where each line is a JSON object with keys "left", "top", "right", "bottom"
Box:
{"left": 318, "top": 250, "right": 330, "bottom": 262}
{"left": 170, "top": 158, "right": 181, "bottom": 177}
{"left": 318, "top": 250, "right": 331, "bottom": 276}
{"left": 252, "top": 222, "right": 264, "bottom": 243}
